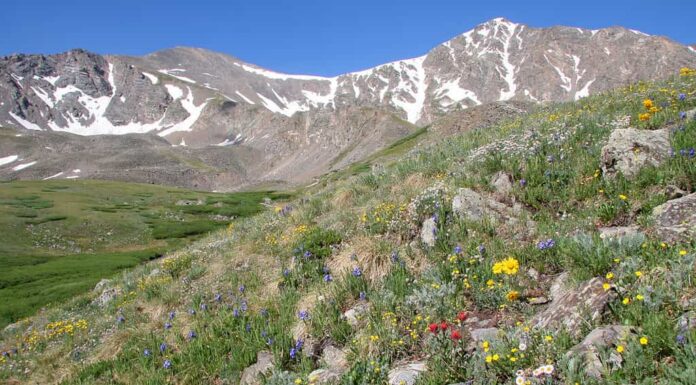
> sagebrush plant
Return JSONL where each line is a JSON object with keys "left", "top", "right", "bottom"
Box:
{"left": 1, "top": 69, "right": 696, "bottom": 385}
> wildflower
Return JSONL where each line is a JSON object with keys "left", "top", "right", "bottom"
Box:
{"left": 618, "top": 194, "right": 627, "bottom": 201}
{"left": 451, "top": 330, "right": 462, "bottom": 340}
{"left": 144, "top": 349, "right": 152, "bottom": 357}
{"left": 643, "top": 99, "right": 654, "bottom": 109}
{"left": 116, "top": 315, "right": 125, "bottom": 324}
{"left": 640, "top": 336, "right": 649, "bottom": 345}
{"left": 439, "top": 321, "right": 449, "bottom": 331}
{"left": 283, "top": 268, "right": 290, "bottom": 277}
{"left": 518, "top": 342, "right": 527, "bottom": 351}
{"left": 298, "top": 310, "right": 310, "bottom": 321}
{"left": 169, "top": 311, "right": 176, "bottom": 320}
{"left": 163, "top": 359, "right": 172, "bottom": 369}
{"left": 482, "top": 340, "right": 490, "bottom": 352}
{"left": 454, "top": 245, "right": 462, "bottom": 254}
{"left": 519, "top": 179, "right": 527, "bottom": 187}
{"left": 616, "top": 345, "right": 625, "bottom": 353}
{"left": 636, "top": 294, "right": 645, "bottom": 301}
{"left": 492, "top": 257, "right": 520, "bottom": 275}
{"left": 543, "top": 365, "right": 554, "bottom": 375}
{"left": 457, "top": 311, "right": 468, "bottom": 322}
{"left": 352, "top": 267, "right": 362, "bottom": 277}
{"left": 294, "top": 378, "right": 303, "bottom": 385}
{"left": 680, "top": 250, "right": 688, "bottom": 256}
{"left": 214, "top": 293, "right": 222, "bottom": 302}
{"left": 289, "top": 347, "right": 298, "bottom": 359}
{"left": 200, "top": 303, "right": 208, "bottom": 311}
{"left": 676, "top": 334, "right": 686, "bottom": 345}
{"left": 187, "top": 330, "right": 197, "bottom": 340}
{"left": 370, "top": 335, "right": 380, "bottom": 342}
{"left": 486, "top": 279, "right": 495, "bottom": 287}
{"left": 544, "top": 335, "right": 553, "bottom": 342}
{"left": 359, "top": 291, "right": 367, "bottom": 300}
{"left": 537, "top": 239, "right": 555, "bottom": 250}
{"left": 238, "top": 284, "right": 246, "bottom": 293}
{"left": 323, "top": 274, "right": 333, "bottom": 282}
{"left": 622, "top": 297, "right": 630, "bottom": 305}
{"left": 602, "top": 282, "right": 611, "bottom": 291}
{"left": 680, "top": 111, "right": 687, "bottom": 119}
{"left": 492, "top": 354, "right": 500, "bottom": 361}
{"left": 189, "top": 309, "right": 196, "bottom": 315}
{"left": 635, "top": 271, "right": 643, "bottom": 277}
{"left": 678, "top": 93, "right": 686, "bottom": 101}
{"left": 606, "top": 272, "right": 614, "bottom": 280}
{"left": 506, "top": 291, "right": 520, "bottom": 301}
{"left": 515, "top": 376, "right": 525, "bottom": 385}
{"left": 485, "top": 355, "right": 493, "bottom": 363}
{"left": 478, "top": 244, "right": 486, "bottom": 254}
{"left": 639, "top": 113, "right": 651, "bottom": 121}
{"left": 164, "top": 322, "right": 172, "bottom": 329}
{"left": 159, "top": 343, "right": 167, "bottom": 353}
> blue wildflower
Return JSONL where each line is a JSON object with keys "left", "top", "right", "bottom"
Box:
{"left": 298, "top": 310, "right": 310, "bottom": 321}
{"left": 323, "top": 274, "right": 333, "bottom": 282}
{"left": 266, "top": 337, "right": 274, "bottom": 346}
{"left": 519, "top": 178, "right": 527, "bottom": 187}
{"left": 116, "top": 315, "right": 125, "bottom": 324}
{"left": 189, "top": 309, "right": 196, "bottom": 316}
{"left": 359, "top": 291, "right": 367, "bottom": 301}
{"left": 680, "top": 111, "right": 687, "bottom": 119}
{"left": 214, "top": 293, "right": 222, "bottom": 302}
{"left": 537, "top": 239, "right": 555, "bottom": 250}
{"left": 240, "top": 300, "right": 248, "bottom": 312}
{"left": 283, "top": 268, "right": 290, "bottom": 277}
{"left": 289, "top": 347, "right": 297, "bottom": 359}
{"left": 676, "top": 334, "right": 686, "bottom": 345}
{"left": 678, "top": 93, "right": 686, "bottom": 101}
{"left": 246, "top": 323, "right": 252, "bottom": 332}
{"left": 187, "top": 330, "right": 197, "bottom": 340}
{"left": 143, "top": 349, "right": 151, "bottom": 357}
{"left": 303, "top": 250, "right": 312, "bottom": 259}
{"left": 164, "top": 322, "right": 172, "bottom": 330}
{"left": 352, "top": 267, "right": 362, "bottom": 277}
{"left": 159, "top": 343, "right": 167, "bottom": 353}
{"left": 200, "top": 303, "right": 208, "bottom": 311}
{"left": 238, "top": 284, "right": 246, "bottom": 293}
{"left": 168, "top": 311, "right": 176, "bottom": 320}
{"left": 453, "top": 246, "right": 462, "bottom": 255}
{"left": 233, "top": 308, "right": 240, "bottom": 317}
{"left": 478, "top": 244, "right": 486, "bottom": 255}
{"left": 163, "top": 359, "right": 172, "bottom": 369}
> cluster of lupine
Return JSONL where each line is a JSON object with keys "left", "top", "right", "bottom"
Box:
{"left": 536, "top": 239, "right": 555, "bottom": 251}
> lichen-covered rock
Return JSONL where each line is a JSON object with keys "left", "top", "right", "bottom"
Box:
{"left": 343, "top": 302, "right": 369, "bottom": 327}
{"left": 91, "top": 279, "right": 122, "bottom": 307}
{"left": 651, "top": 192, "right": 696, "bottom": 243}
{"left": 600, "top": 128, "right": 671, "bottom": 178}
{"left": 307, "top": 346, "right": 349, "bottom": 384}
{"left": 388, "top": 361, "right": 427, "bottom": 385}
{"left": 531, "top": 277, "right": 614, "bottom": 336}
{"left": 420, "top": 217, "right": 437, "bottom": 247}
{"left": 451, "top": 188, "right": 534, "bottom": 237}
{"left": 598, "top": 226, "right": 643, "bottom": 241}
{"left": 565, "top": 325, "right": 634, "bottom": 378}
{"left": 240, "top": 351, "right": 275, "bottom": 385}
{"left": 490, "top": 171, "right": 513, "bottom": 194}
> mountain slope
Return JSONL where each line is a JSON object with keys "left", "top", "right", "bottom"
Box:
{"left": 1, "top": 18, "right": 695, "bottom": 190}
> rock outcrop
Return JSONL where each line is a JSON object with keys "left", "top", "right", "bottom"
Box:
{"left": 651, "top": 192, "right": 696, "bottom": 243}
{"left": 600, "top": 128, "right": 671, "bottom": 178}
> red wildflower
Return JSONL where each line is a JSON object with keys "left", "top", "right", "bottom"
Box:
{"left": 428, "top": 323, "right": 438, "bottom": 333}
{"left": 439, "top": 321, "right": 448, "bottom": 331}
{"left": 451, "top": 330, "right": 462, "bottom": 340}
{"left": 457, "top": 311, "right": 468, "bottom": 322}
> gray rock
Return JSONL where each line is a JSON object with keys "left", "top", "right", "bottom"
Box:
{"left": 91, "top": 279, "right": 122, "bottom": 307}
{"left": 240, "top": 351, "right": 275, "bottom": 385}
{"left": 532, "top": 277, "right": 614, "bottom": 336}
{"left": 598, "top": 226, "right": 643, "bottom": 241}
{"left": 387, "top": 361, "right": 427, "bottom": 385}
{"left": 469, "top": 327, "right": 500, "bottom": 342}
{"left": 600, "top": 128, "right": 671, "bottom": 179}
{"left": 490, "top": 171, "right": 513, "bottom": 194}
{"left": 451, "top": 188, "right": 533, "bottom": 235}
{"left": 308, "top": 368, "right": 342, "bottom": 385}
{"left": 664, "top": 184, "right": 688, "bottom": 200}
{"left": 420, "top": 217, "right": 437, "bottom": 247}
{"left": 343, "top": 302, "right": 369, "bottom": 327}
{"left": 549, "top": 272, "right": 571, "bottom": 301}
{"left": 92, "top": 278, "right": 112, "bottom": 293}
{"left": 321, "top": 345, "right": 348, "bottom": 371}
{"left": 565, "top": 325, "right": 634, "bottom": 378}
{"left": 651, "top": 192, "right": 696, "bottom": 243}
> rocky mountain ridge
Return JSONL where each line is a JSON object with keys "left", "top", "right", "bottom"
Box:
{"left": 1, "top": 18, "right": 695, "bottom": 189}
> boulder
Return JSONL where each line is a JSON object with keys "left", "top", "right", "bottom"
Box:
{"left": 600, "top": 128, "right": 670, "bottom": 179}
{"left": 598, "top": 226, "right": 643, "bottom": 241}
{"left": 531, "top": 277, "right": 614, "bottom": 336}
{"left": 565, "top": 325, "right": 634, "bottom": 378}
{"left": 91, "top": 279, "right": 122, "bottom": 307}
{"left": 651, "top": 192, "right": 696, "bottom": 243}
{"left": 469, "top": 327, "right": 500, "bottom": 343}
{"left": 490, "top": 171, "right": 513, "bottom": 194}
{"left": 307, "top": 346, "right": 349, "bottom": 384}
{"left": 308, "top": 368, "right": 342, "bottom": 384}
{"left": 387, "top": 361, "right": 427, "bottom": 385}
{"left": 343, "top": 302, "right": 369, "bottom": 327}
{"left": 240, "top": 351, "right": 275, "bottom": 385}
{"left": 420, "top": 217, "right": 437, "bottom": 247}
{"left": 451, "top": 188, "right": 534, "bottom": 236}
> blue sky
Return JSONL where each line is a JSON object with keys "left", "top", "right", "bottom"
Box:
{"left": 2, "top": 0, "right": 695, "bottom": 76}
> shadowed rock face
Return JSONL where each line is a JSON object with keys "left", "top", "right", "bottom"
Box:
{"left": 1, "top": 18, "right": 695, "bottom": 189}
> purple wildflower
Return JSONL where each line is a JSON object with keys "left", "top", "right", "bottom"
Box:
{"left": 168, "top": 311, "right": 176, "bottom": 320}
{"left": 298, "top": 310, "right": 310, "bottom": 321}
{"left": 240, "top": 300, "right": 248, "bottom": 312}
{"left": 233, "top": 308, "right": 240, "bottom": 317}
{"left": 164, "top": 322, "right": 172, "bottom": 330}
{"left": 680, "top": 111, "right": 687, "bottom": 119}
{"left": 453, "top": 246, "right": 462, "bottom": 254}
{"left": 163, "top": 359, "right": 172, "bottom": 369}
{"left": 676, "top": 334, "right": 687, "bottom": 345}
{"left": 478, "top": 244, "right": 486, "bottom": 255}
{"left": 187, "top": 330, "right": 197, "bottom": 340}
{"left": 214, "top": 293, "right": 222, "bottom": 302}
{"left": 323, "top": 274, "right": 333, "bottom": 282}
{"left": 519, "top": 179, "right": 527, "bottom": 187}
{"left": 283, "top": 268, "right": 290, "bottom": 277}
{"left": 116, "top": 315, "right": 125, "bottom": 324}
{"left": 289, "top": 347, "right": 297, "bottom": 359}
{"left": 266, "top": 337, "right": 274, "bottom": 346}
{"left": 678, "top": 93, "right": 686, "bottom": 101}
{"left": 238, "top": 284, "right": 246, "bottom": 293}
{"left": 352, "top": 267, "right": 362, "bottom": 277}
{"left": 537, "top": 239, "right": 555, "bottom": 250}
{"left": 144, "top": 349, "right": 152, "bottom": 357}
{"left": 159, "top": 343, "right": 167, "bottom": 353}
{"left": 303, "top": 251, "right": 312, "bottom": 259}
{"left": 359, "top": 291, "right": 367, "bottom": 301}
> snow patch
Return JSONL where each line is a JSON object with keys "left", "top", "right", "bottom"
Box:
{"left": 43, "top": 172, "right": 63, "bottom": 180}
{"left": 158, "top": 87, "right": 211, "bottom": 136}
{"left": 629, "top": 29, "right": 650, "bottom": 37}
{"left": 237, "top": 63, "right": 329, "bottom": 81}
{"left": 158, "top": 69, "right": 197, "bottom": 84}
{"left": 31, "top": 86, "right": 54, "bottom": 107}
{"left": 235, "top": 91, "right": 255, "bottom": 104}
{"left": 604, "top": 47, "right": 611, "bottom": 55}
{"left": 544, "top": 54, "right": 572, "bottom": 92}
{"left": 301, "top": 78, "right": 338, "bottom": 108}
{"left": 142, "top": 72, "right": 159, "bottom": 84}
{"left": 165, "top": 84, "right": 184, "bottom": 100}
{"left": 575, "top": 79, "right": 595, "bottom": 100}
{"left": 435, "top": 78, "right": 481, "bottom": 107}
{"left": 390, "top": 56, "right": 428, "bottom": 123}
{"left": 216, "top": 133, "right": 243, "bottom": 146}
{"left": 9, "top": 111, "right": 43, "bottom": 131}
{"left": 66, "top": 175, "right": 79, "bottom": 179}
{"left": 0, "top": 155, "right": 19, "bottom": 166}
{"left": 12, "top": 161, "right": 36, "bottom": 171}
{"left": 494, "top": 19, "right": 519, "bottom": 100}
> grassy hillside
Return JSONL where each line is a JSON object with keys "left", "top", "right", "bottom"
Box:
{"left": 0, "top": 179, "right": 290, "bottom": 328}
{"left": 1, "top": 69, "right": 696, "bottom": 385}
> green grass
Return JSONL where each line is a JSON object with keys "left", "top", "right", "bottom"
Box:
{"left": 0, "top": 179, "right": 290, "bottom": 328}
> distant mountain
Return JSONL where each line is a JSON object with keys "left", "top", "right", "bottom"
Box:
{"left": 1, "top": 18, "right": 695, "bottom": 190}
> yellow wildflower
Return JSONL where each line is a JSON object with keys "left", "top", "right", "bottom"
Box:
{"left": 606, "top": 272, "right": 614, "bottom": 280}
{"left": 622, "top": 297, "right": 630, "bottom": 305}
{"left": 616, "top": 345, "right": 625, "bottom": 353}
{"left": 640, "top": 336, "right": 648, "bottom": 345}
{"left": 643, "top": 99, "right": 654, "bottom": 109}
{"left": 603, "top": 282, "right": 611, "bottom": 291}
{"left": 492, "top": 257, "right": 520, "bottom": 275}
{"left": 506, "top": 290, "right": 519, "bottom": 301}
{"left": 679, "top": 250, "right": 687, "bottom": 256}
